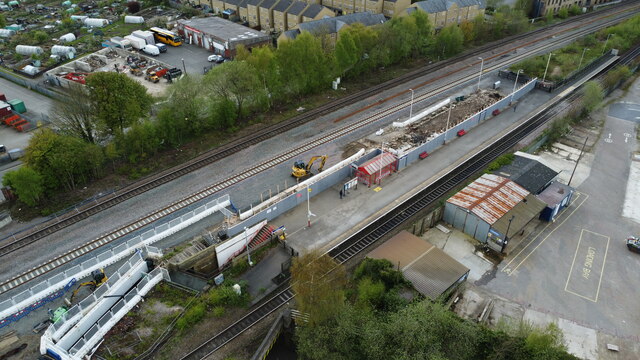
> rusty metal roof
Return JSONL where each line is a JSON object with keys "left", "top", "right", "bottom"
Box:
{"left": 367, "top": 231, "right": 469, "bottom": 300}
{"left": 446, "top": 174, "right": 529, "bottom": 225}
{"left": 357, "top": 152, "right": 397, "bottom": 175}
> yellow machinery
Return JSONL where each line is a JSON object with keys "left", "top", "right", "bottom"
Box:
{"left": 292, "top": 155, "right": 327, "bottom": 178}
{"left": 68, "top": 269, "right": 108, "bottom": 304}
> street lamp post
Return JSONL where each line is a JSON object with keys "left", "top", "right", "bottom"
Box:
{"left": 510, "top": 69, "right": 522, "bottom": 105}
{"left": 542, "top": 53, "right": 554, "bottom": 83}
{"left": 244, "top": 227, "right": 253, "bottom": 266}
{"left": 408, "top": 89, "right": 414, "bottom": 121}
{"left": 501, "top": 215, "right": 515, "bottom": 253}
{"left": 306, "top": 183, "right": 315, "bottom": 227}
{"left": 603, "top": 33, "right": 614, "bottom": 55}
{"left": 378, "top": 142, "right": 385, "bottom": 185}
{"left": 444, "top": 100, "right": 452, "bottom": 143}
{"left": 578, "top": 48, "right": 589, "bottom": 70}
{"left": 181, "top": 58, "right": 187, "bottom": 75}
{"left": 477, "top": 57, "right": 484, "bottom": 90}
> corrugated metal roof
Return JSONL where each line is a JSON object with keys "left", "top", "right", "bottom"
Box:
{"left": 367, "top": 231, "right": 469, "bottom": 300}
{"left": 358, "top": 152, "right": 397, "bottom": 175}
{"left": 491, "top": 193, "right": 546, "bottom": 235}
{"left": 447, "top": 174, "right": 529, "bottom": 225}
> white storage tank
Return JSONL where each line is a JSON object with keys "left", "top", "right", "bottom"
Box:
{"left": 124, "top": 15, "right": 144, "bottom": 24}
{"left": 83, "top": 18, "right": 108, "bottom": 27}
{"left": 59, "top": 33, "right": 76, "bottom": 42}
{"left": 15, "top": 45, "right": 44, "bottom": 56}
{"left": 70, "top": 15, "right": 87, "bottom": 22}
{"left": 51, "top": 45, "right": 76, "bottom": 55}
{"left": 0, "top": 29, "right": 15, "bottom": 38}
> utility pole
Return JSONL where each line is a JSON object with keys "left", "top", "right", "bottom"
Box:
{"left": 444, "top": 100, "right": 452, "bottom": 143}
{"left": 477, "top": 57, "right": 484, "bottom": 90}
{"left": 408, "top": 89, "right": 414, "bottom": 121}
{"left": 602, "top": 33, "right": 614, "bottom": 55}
{"left": 510, "top": 69, "right": 522, "bottom": 104}
{"left": 542, "top": 53, "right": 554, "bottom": 82}
{"left": 578, "top": 48, "right": 589, "bottom": 71}
{"left": 306, "top": 183, "right": 315, "bottom": 227}
{"left": 568, "top": 136, "right": 588, "bottom": 187}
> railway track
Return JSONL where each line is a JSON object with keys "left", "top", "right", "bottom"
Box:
{"left": 0, "top": 8, "right": 636, "bottom": 296}
{"left": 176, "top": 45, "right": 640, "bottom": 360}
{"left": 2, "top": 1, "right": 637, "bottom": 252}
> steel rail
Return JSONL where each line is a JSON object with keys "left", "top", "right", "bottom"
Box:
{"left": 176, "top": 45, "right": 640, "bottom": 360}
{"left": 0, "top": 12, "right": 634, "bottom": 297}
{"left": 2, "top": 1, "right": 637, "bottom": 251}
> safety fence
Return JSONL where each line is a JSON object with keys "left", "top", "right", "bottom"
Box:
{"left": 396, "top": 78, "right": 538, "bottom": 170}
{"left": 41, "top": 252, "right": 170, "bottom": 360}
{"left": 0, "top": 194, "right": 229, "bottom": 327}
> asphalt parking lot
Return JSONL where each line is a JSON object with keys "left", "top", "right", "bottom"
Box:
{"left": 152, "top": 43, "right": 218, "bottom": 75}
{"left": 483, "top": 95, "right": 640, "bottom": 340}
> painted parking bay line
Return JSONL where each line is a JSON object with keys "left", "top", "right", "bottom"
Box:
{"left": 564, "top": 229, "right": 610, "bottom": 302}
{"left": 503, "top": 192, "right": 588, "bottom": 276}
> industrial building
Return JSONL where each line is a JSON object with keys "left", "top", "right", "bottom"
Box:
{"left": 493, "top": 153, "right": 558, "bottom": 194}
{"left": 443, "top": 174, "right": 546, "bottom": 252}
{"left": 367, "top": 231, "right": 469, "bottom": 300}
{"left": 176, "top": 17, "right": 271, "bottom": 57}
{"left": 402, "top": 0, "right": 485, "bottom": 29}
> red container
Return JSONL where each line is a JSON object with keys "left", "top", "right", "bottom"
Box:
{"left": 0, "top": 103, "right": 11, "bottom": 117}
{"left": 0, "top": 93, "right": 6, "bottom": 102}
{"left": 4, "top": 114, "right": 19, "bottom": 125}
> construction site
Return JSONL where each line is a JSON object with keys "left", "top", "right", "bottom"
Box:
{"left": 44, "top": 47, "right": 181, "bottom": 96}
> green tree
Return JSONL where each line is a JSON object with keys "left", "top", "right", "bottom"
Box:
{"left": 460, "top": 20, "right": 475, "bottom": 44}
{"left": 569, "top": 4, "right": 581, "bottom": 16}
{"left": 24, "top": 129, "right": 104, "bottom": 191}
{"left": 558, "top": 7, "right": 569, "bottom": 19}
{"left": 2, "top": 167, "right": 44, "bottom": 206}
{"left": 546, "top": 9, "right": 554, "bottom": 22}
{"left": 243, "top": 45, "right": 282, "bottom": 108}
{"left": 86, "top": 72, "right": 153, "bottom": 135}
{"left": 0, "top": 14, "right": 6, "bottom": 28}
{"left": 581, "top": 81, "right": 603, "bottom": 114}
{"left": 434, "top": 24, "right": 464, "bottom": 58}
{"left": 276, "top": 32, "right": 335, "bottom": 95}
{"left": 290, "top": 251, "right": 347, "bottom": 326}
{"left": 515, "top": 0, "right": 534, "bottom": 17}
{"left": 204, "top": 61, "right": 262, "bottom": 120}
{"left": 156, "top": 75, "right": 207, "bottom": 146}
{"left": 116, "top": 120, "right": 161, "bottom": 164}
{"left": 50, "top": 83, "right": 98, "bottom": 143}
{"left": 32, "top": 31, "right": 49, "bottom": 44}
{"left": 335, "top": 30, "right": 359, "bottom": 76}
{"left": 340, "top": 23, "right": 379, "bottom": 75}
{"left": 411, "top": 10, "right": 432, "bottom": 55}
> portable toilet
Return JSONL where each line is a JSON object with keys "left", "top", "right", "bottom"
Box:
{"left": 7, "top": 99, "right": 26, "bottom": 114}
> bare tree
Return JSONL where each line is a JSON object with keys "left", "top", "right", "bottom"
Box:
{"left": 50, "top": 83, "right": 99, "bottom": 143}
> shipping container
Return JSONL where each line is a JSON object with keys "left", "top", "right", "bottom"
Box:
{"left": 124, "top": 35, "right": 145, "bottom": 50}
{"left": 8, "top": 149, "right": 24, "bottom": 161}
{"left": 0, "top": 93, "right": 6, "bottom": 101}
{"left": 131, "top": 30, "right": 155, "bottom": 46}
{"left": 7, "top": 99, "right": 26, "bottom": 114}
{"left": 0, "top": 102, "right": 11, "bottom": 117}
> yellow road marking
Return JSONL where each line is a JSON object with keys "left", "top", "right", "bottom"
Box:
{"left": 373, "top": 187, "right": 382, "bottom": 192}
{"left": 503, "top": 192, "right": 589, "bottom": 276}
{"left": 503, "top": 192, "right": 584, "bottom": 271}
{"left": 564, "top": 229, "right": 609, "bottom": 302}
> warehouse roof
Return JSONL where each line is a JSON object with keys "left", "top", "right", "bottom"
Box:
{"left": 447, "top": 174, "right": 529, "bottom": 225}
{"left": 287, "top": 1, "right": 307, "bottom": 15}
{"left": 491, "top": 193, "right": 546, "bottom": 236}
{"left": 302, "top": 3, "right": 325, "bottom": 17}
{"left": 284, "top": 12, "right": 386, "bottom": 39}
{"left": 246, "top": 0, "right": 262, "bottom": 6}
{"left": 412, "top": 0, "right": 484, "bottom": 13}
{"left": 274, "top": 0, "right": 292, "bottom": 12}
{"left": 367, "top": 231, "right": 469, "bottom": 300}
{"left": 495, "top": 153, "right": 558, "bottom": 194}
{"left": 536, "top": 181, "right": 573, "bottom": 207}
{"left": 358, "top": 152, "right": 397, "bottom": 175}
{"left": 177, "top": 17, "right": 270, "bottom": 43}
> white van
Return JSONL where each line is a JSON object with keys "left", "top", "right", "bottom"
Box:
{"left": 142, "top": 44, "right": 160, "bottom": 56}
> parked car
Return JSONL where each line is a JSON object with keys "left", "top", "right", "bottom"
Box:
{"left": 155, "top": 43, "right": 167, "bottom": 53}
{"left": 142, "top": 44, "right": 160, "bottom": 56}
{"left": 627, "top": 236, "right": 640, "bottom": 253}
{"left": 207, "top": 54, "right": 224, "bottom": 63}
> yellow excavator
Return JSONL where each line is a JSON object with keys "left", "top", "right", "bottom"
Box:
{"left": 68, "top": 269, "right": 108, "bottom": 304}
{"left": 292, "top": 155, "right": 327, "bottom": 178}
